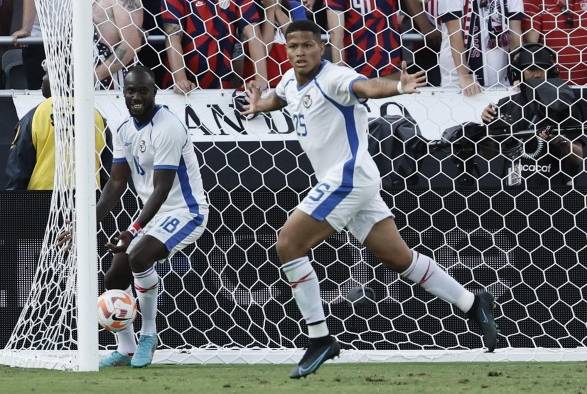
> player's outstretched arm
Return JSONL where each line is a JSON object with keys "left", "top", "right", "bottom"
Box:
{"left": 240, "top": 82, "right": 287, "bottom": 116}
{"left": 352, "top": 61, "right": 426, "bottom": 99}
{"left": 96, "top": 162, "right": 131, "bottom": 223}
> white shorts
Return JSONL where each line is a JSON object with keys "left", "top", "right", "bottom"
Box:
{"left": 298, "top": 181, "right": 393, "bottom": 243}
{"left": 127, "top": 209, "right": 208, "bottom": 257}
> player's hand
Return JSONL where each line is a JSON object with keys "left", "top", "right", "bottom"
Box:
{"left": 459, "top": 74, "right": 482, "bottom": 96}
{"left": 240, "top": 81, "right": 262, "bottom": 116}
{"left": 11, "top": 29, "right": 31, "bottom": 47}
{"left": 538, "top": 130, "right": 553, "bottom": 141}
{"left": 233, "top": 89, "right": 258, "bottom": 120}
{"left": 105, "top": 231, "right": 133, "bottom": 254}
{"left": 481, "top": 104, "right": 497, "bottom": 123}
{"left": 399, "top": 61, "right": 427, "bottom": 94}
{"left": 55, "top": 220, "right": 73, "bottom": 251}
{"left": 173, "top": 79, "right": 196, "bottom": 95}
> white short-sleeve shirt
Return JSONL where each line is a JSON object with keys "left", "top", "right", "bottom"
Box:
{"left": 113, "top": 105, "right": 208, "bottom": 215}
{"left": 274, "top": 61, "right": 381, "bottom": 188}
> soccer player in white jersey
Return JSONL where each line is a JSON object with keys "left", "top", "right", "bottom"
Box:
{"left": 97, "top": 65, "right": 208, "bottom": 368}
{"left": 242, "top": 20, "right": 498, "bottom": 378}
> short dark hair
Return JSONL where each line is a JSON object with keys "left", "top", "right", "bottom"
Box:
{"left": 125, "top": 64, "right": 156, "bottom": 83}
{"left": 285, "top": 20, "right": 322, "bottom": 42}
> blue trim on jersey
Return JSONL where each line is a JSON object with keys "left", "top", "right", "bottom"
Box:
{"left": 112, "top": 158, "right": 128, "bottom": 164}
{"left": 133, "top": 105, "right": 162, "bottom": 130}
{"left": 311, "top": 79, "right": 359, "bottom": 221}
{"left": 154, "top": 165, "right": 179, "bottom": 170}
{"left": 349, "top": 77, "right": 368, "bottom": 104}
{"left": 178, "top": 156, "right": 199, "bottom": 215}
{"left": 164, "top": 214, "right": 204, "bottom": 252}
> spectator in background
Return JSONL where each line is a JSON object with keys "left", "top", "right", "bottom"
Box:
{"left": 401, "top": 0, "right": 443, "bottom": 86}
{"left": 11, "top": 0, "right": 46, "bottom": 89}
{"left": 161, "top": 0, "right": 268, "bottom": 93}
{"left": 137, "top": 0, "right": 166, "bottom": 86}
{"left": 438, "top": 0, "right": 523, "bottom": 95}
{"left": 93, "top": 0, "right": 144, "bottom": 89}
{"left": 5, "top": 64, "right": 111, "bottom": 190}
{"left": 324, "top": 0, "right": 403, "bottom": 78}
{"left": 243, "top": 0, "right": 306, "bottom": 88}
{"left": 523, "top": 0, "right": 587, "bottom": 85}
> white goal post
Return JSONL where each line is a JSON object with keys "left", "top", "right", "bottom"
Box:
{"left": 0, "top": 0, "right": 99, "bottom": 371}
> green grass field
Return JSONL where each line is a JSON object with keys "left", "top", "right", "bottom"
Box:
{"left": 1, "top": 362, "right": 586, "bottom": 394}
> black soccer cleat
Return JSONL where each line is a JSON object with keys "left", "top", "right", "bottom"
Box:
{"left": 289, "top": 335, "right": 340, "bottom": 379}
{"left": 467, "top": 291, "right": 498, "bottom": 353}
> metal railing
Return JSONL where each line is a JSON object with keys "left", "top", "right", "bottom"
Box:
{"left": 0, "top": 33, "right": 423, "bottom": 47}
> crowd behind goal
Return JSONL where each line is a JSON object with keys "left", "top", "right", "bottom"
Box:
{"left": 1, "top": 0, "right": 587, "bottom": 92}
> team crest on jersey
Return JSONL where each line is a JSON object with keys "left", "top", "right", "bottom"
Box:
{"left": 139, "top": 140, "right": 146, "bottom": 153}
{"left": 303, "top": 94, "right": 312, "bottom": 108}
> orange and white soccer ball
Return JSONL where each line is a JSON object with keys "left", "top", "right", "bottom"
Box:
{"left": 97, "top": 289, "right": 137, "bottom": 332}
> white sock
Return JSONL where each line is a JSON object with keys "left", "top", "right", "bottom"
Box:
{"left": 401, "top": 251, "right": 475, "bottom": 313}
{"left": 133, "top": 266, "right": 159, "bottom": 336}
{"left": 282, "top": 257, "right": 329, "bottom": 338}
{"left": 115, "top": 286, "right": 136, "bottom": 355}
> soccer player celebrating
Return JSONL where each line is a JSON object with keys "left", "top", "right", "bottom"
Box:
{"left": 242, "top": 20, "right": 497, "bottom": 378}
{"left": 97, "top": 65, "right": 208, "bottom": 368}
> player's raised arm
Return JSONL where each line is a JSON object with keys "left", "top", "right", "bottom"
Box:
{"left": 352, "top": 61, "right": 427, "bottom": 99}
{"left": 240, "top": 82, "right": 287, "bottom": 116}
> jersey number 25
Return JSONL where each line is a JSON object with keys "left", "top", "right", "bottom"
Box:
{"left": 292, "top": 113, "right": 307, "bottom": 137}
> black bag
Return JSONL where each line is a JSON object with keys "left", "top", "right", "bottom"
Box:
{"left": 367, "top": 103, "right": 428, "bottom": 186}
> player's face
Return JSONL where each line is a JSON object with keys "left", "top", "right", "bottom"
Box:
{"left": 286, "top": 31, "right": 324, "bottom": 79}
{"left": 123, "top": 72, "right": 156, "bottom": 120}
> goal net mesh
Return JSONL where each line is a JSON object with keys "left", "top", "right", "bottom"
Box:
{"left": 1, "top": 0, "right": 587, "bottom": 370}
{"left": 0, "top": 0, "right": 82, "bottom": 369}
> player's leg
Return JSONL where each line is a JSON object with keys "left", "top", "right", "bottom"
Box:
{"left": 126, "top": 234, "right": 168, "bottom": 368}
{"left": 361, "top": 216, "right": 497, "bottom": 352}
{"left": 127, "top": 210, "right": 208, "bottom": 368}
{"left": 276, "top": 208, "right": 341, "bottom": 378}
{"left": 100, "top": 253, "right": 135, "bottom": 367}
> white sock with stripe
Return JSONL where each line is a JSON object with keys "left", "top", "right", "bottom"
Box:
{"left": 282, "top": 257, "right": 329, "bottom": 338}
{"left": 115, "top": 286, "right": 136, "bottom": 355}
{"left": 401, "top": 251, "right": 475, "bottom": 313}
{"left": 133, "top": 266, "right": 159, "bottom": 336}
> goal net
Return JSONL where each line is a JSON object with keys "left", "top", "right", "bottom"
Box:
{"left": 1, "top": 0, "right": 587, "bottom": 371}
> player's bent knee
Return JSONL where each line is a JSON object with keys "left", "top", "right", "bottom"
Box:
{"left": 275, "top": 232, "right": 309, "bottom": 264}
{"left": 128, "top": 250, "right": 153, "bottom": 274}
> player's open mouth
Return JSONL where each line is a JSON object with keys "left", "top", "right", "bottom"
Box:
{"left": 295, "top": 61, "right": 307, "bottom": 67}
{"left": 132, "top": 104, "right": 143, "bottom": 111}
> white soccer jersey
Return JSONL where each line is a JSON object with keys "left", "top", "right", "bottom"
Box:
{"left": 274, "top": 61, "right": 381, "bottom": 188}
{"left": 112, "top": 105, "right": 208, "bottom": 216}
